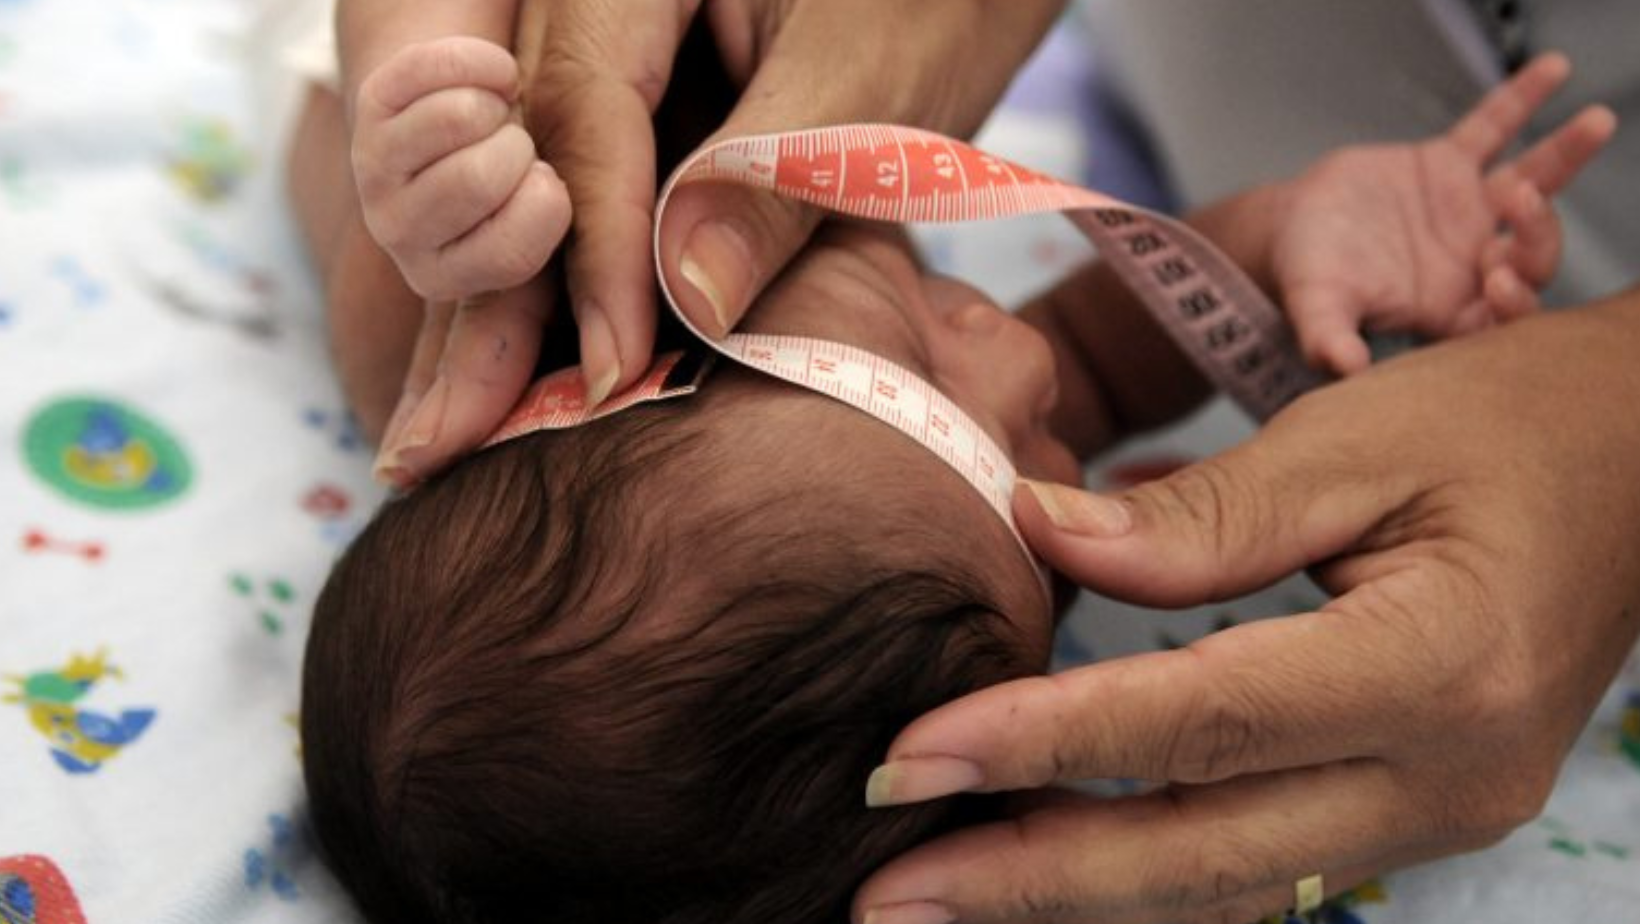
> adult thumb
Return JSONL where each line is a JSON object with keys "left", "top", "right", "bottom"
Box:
{"left": 1014, "top": 437, "right": 1401, "bottom": 608}
{"left": 655, "top": 148, "right": 821, "bottom": 339}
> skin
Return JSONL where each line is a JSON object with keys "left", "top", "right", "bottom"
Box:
{"left": 851, "top": 59, "right": 1629, "bottom": 924}
{"left": 291, "top": 41, "right": 1621, "bottom": 924}
{"left": 853, "top": 280, "right": 1640, "bottom": 924}
{"left": 333, "top": 0, "right": 1065, "bottom": 486}
{"left": 691, "top": 223, "right": 1086, "bottom": 638}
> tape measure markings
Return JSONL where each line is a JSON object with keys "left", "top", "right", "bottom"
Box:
{"left": 676, "top": 126, "right": 1321, "bottom": 420}
{"left": 490, "top": 123, "right": 1324, "bottom": 592}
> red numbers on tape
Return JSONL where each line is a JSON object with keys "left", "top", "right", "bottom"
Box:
{"left": 677, "top": 125, "right": 1322, "bottom": 418}
{"left": 654, "top": 125, "right": 1323, "bottom": 587}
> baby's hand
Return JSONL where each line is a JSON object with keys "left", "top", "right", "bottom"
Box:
{"left": 1271, "top": 53, "right": 1615, "bottom": 375}
{"left": 351, "top": 37, "right": 571, "bottom": 301}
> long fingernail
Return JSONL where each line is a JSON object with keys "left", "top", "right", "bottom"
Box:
{"left": 376, "top": 387, "right": 421, "bottom": 456}
{"left": 373, "top": 375, "right": 450, "bottom": 482}
{"left": 1021, "top": 478, "right": 1132, "bottom": 537}
{"left": 861, "top": 901, "right": 956, "bottom": 924}
{"left": 866, "top": 756, "right": 984, "bottom": 808}
{"left": 679, "top": 219, "right": 754, "bottom": 337}
{"left": 577, "top": 301, "right": 621, "bottom": 406}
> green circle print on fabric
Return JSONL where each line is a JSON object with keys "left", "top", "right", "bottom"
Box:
{"left": 23, "top": 397, "right": 193, "bottom": 510}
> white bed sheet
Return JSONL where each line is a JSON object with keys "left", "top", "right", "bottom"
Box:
{"left": 2, "top": 3, "right": 1636, "bottom": 923}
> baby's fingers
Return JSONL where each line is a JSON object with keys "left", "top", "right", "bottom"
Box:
{"left": 433, "top": 161, "right": 572, "bottom": 297}
{"left": 375, "top": 124, "right": 540, "bottom": 297}
{"left": 355, "top": 37, "right": 519, "bottom": 121}
{"left": 1285, "top": 282, "right": 1372, "bottom": 376}
{"left": 1484, "top": 266, "right": 1540, "bottom": 322}
{"left": 1447, "top": 52, "right": 1570, "bottom": 163}
{"left": 362, "top": 87, "right": 513, "bottom": 183}
{"left": 1486, "top": 177, "right": 1562, "bottom": 290}
{"left": 1505, "top": 103, "right": 1618, "bottom": 196}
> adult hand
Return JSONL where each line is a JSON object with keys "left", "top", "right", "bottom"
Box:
{"left": 854, "top": 285, "right": 1640, "bottom": 924}
{"left": 656, "top": 0, "right": 1065, "bottom": 339}
{"left": 373, "top": 0, "right": 1066, "bottom": 486}
{"left": 1268, "top": 53, "right": 1615, "bottom": 375}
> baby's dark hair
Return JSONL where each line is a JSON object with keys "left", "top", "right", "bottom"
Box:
{"left": 301, "top": 371, "right": 1046, "bottom": 924}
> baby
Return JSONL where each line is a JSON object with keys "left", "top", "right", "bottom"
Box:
{"left": 302, "top": 221, "right": 1072, "bottom": 924}
{"left": 293, "top": 23, "right": 1610, "bottom": 924}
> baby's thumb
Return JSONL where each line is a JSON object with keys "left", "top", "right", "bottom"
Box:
{"left": 656, "top": 172, "right": 820, "bottom": 339}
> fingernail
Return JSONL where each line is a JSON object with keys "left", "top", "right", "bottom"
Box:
{"left": 373, "top": 465, "right": 416, "bottom": 491}
{"left": 861, "top": 901, "right": 956, "bottom": 924}
{"left": 865, "top": 756, "right": 984, "bottom": 808}
{"left": 577, "top": 301, "right": 621, "bottom": 406}
{"left": 376, "top": 387, "right": 421, "bottom": 456}
{"left": 679, "top": 219, "right": 754, "bottom": 337}
{"left": 373, "top": 375, "right": 450, "bottom": 480}
{"left": 1021, "top": 478, "right": 1132, "bottom": 537}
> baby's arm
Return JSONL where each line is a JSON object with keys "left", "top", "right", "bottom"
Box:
{"left": 339, "top": 1, "right": 571, "bottom": 301}
{"left": 1028, "top": 54, "right": 1614, "bottom": 457}
{"left": 1267, "top": 53, "right": 1614, "bottom": 374}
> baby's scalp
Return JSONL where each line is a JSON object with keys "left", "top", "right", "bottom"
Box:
{"left": 301, "top": 368, "right": 1052, "bottom": 924}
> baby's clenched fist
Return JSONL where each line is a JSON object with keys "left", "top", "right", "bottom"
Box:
{"left": 351, "top": 37, "right": 570, "bottom": 301}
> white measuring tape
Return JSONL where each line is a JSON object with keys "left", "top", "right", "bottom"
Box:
{"left": 487, "top": 124, "right": 1323, "bottom": 583}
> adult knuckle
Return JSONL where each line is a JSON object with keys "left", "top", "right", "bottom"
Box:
{"left": 1168, "top": 681, "right": 1262, "bottom": 783}
{"left": 1137, "top": 460, "right": 1260, "bottom": 593}
{"left": 996, "top": 816, "right": 1084, "bottom": 923}
{"left": 1157, "top": 816, "right": 1278, "bottom": 914}
{"left": 1485, "top": 760, "right": 1556, "bottom": 833}
{"left": 525, "top": 56, "right": 597, "bottom": 128}
{"left": 1197, "top": 843, "right": 1261, "bottom": 908}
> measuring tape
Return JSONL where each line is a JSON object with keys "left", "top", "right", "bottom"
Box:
{"left": 489, "top": 124, "right": 1322, "bottom": 584}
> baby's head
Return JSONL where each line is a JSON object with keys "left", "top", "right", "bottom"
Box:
{"left": 302, "top": 223, "right": 1079, "bottom": 923}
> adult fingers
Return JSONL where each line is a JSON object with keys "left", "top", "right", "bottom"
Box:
{"left": 865, "top": 605, "right": 1420, "bottom": 802}
{"left": 378, "top": 300, "right": 457, "bottom": 457}
{"left": 1504, "top": 103, "right": 1618, "bottom": 195}
{"left": 1008, "top": 433, "right": 1408, "bottom": 609}
{"left": 373, "top": 280, "right": 552, "bottom": 487}
{"left": 857, "top": 762, "right": 1412, "bottom": 924}
{"left": 1446, "top": 51, "right": 1569, "bottom": 163}
{"left": 659, "top": 0, "right": 1061, "bottom": 338}
{"left": 656, "top": 179, "right": 822, "bottom": 339}
{"left": 523, "top": 0, "right": 699, "bottom": 404}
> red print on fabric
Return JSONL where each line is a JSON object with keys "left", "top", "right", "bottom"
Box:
{"left": 0, "top": 855, "right": 89, "bottom": 924}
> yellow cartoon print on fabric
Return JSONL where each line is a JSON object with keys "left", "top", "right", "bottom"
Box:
{"left": 165, "top": 117, "right": 252, "bottom": 202}
{"left": 4, "top": 650, "right": 155, "bottom": 774}
{"left": 1260, "top": 879, "right": 1387, "bottom": 924}
{"left": 22, "top": 397, "right": 192, "bottom": 510}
